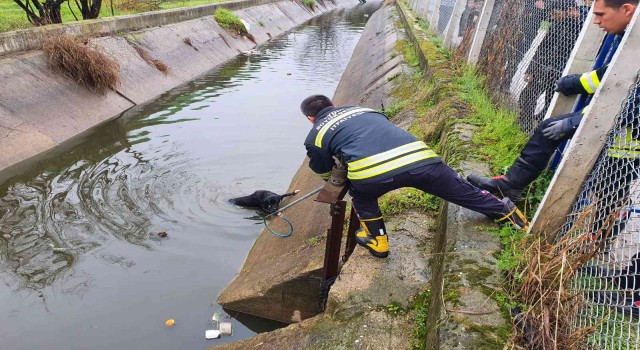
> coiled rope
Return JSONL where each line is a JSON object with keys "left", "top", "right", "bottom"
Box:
{"left": 263, "top": 186, "right": 324, "bottom": 237}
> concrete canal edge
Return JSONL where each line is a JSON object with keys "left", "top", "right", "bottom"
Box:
{"left": 0, "top": 0, "right": 354, "bottom": 184}
{"left": 213, "top": 1, "right": 510, "bottom": 349}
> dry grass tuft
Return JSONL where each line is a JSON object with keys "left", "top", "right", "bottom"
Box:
{"left": 510, "top": 206, "right": 613, "bottom": 349}
{"left": 134, "top": 46, "right": 169, "bottom": 75}
{"left": 42, "top": 35, "right": 120, "bottom": 94}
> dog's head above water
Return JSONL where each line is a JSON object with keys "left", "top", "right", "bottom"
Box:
{"left": 229, "top": 190, "right": 299, "bottom": 213}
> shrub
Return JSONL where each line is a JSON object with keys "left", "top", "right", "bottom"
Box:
{"left": 42, "top": 35, "right": 120, "bottom": 94}
{"left": 302, "top": 0, "right": 316, "bottom": 8}
{"left": 214, "top": 8, "right": 248, "bottom": 36}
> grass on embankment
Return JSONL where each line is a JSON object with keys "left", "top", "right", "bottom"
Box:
{"left": 0, "top": 0, "right": 228, "bottom": 32}
{"left": 382, "top": 16, "right": 532, "bottom": 349}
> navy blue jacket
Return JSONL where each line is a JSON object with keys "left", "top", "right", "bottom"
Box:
{"left": 304, "top": 106, "right": 441, "bottom": 183}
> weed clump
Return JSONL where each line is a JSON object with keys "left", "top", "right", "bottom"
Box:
{"left": 133, "top": 46, "right": 169, "bottom": 75}
{"left": 42, "top": 35, "right": 120, "bottom": 94}
{"left": 214, "top": 8, "right": 255, "bottom": 42}
{"left": 302, "top": 0, "right": 316, "bottom": 8}
{"left": 494, "top": 209, "right": 607, "bottom": 349}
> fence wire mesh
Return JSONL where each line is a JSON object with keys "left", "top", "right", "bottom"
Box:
{"left": 435, "top": 0, "right": 457, "bottom": 34}
{"left": 478, "top": 0, "right": 591, "bottom": 135}
{"left": 556, "top": 72, "right": 640, "bottom": 349}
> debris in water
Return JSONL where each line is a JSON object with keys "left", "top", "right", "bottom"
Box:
{"left": 287, "top": 73, "right": 292, "bottom": 75}
{"left": 157, "top": 231, "right": 168, "bottom": 238}
{"left": 165, "top": 319, "right": 176, "bottom": 326}
{"left": 205, "top": 329, "right": 221, "bottom": 339}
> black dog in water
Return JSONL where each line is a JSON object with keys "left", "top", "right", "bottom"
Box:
{"left": 229, "top": 190, "right": 299, "bottom": 213}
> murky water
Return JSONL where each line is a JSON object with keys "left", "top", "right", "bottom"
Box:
{"left": 0, "top": 3, "right": 380, "bottom": 349}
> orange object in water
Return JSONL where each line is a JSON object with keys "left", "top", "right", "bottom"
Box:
{"left": 165, "top": 319, "right": 176, "bottom": 326}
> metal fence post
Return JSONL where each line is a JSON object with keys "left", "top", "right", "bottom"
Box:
{"left": 467, "top": 0, "right": 495, "bottom": 64}
{"left": 529, "top": 10, "right": 640, "bottom": 239}
{"left": 430, "top": 0, "right": 442, "bottom": 32}
{"left": 322, "top": 200, "right": 346, "bottom": 282}
{"left": 420, "top": 0, "right": 430, "bottom": 19}
{"left": 444, "top": 0, "right": 467, "bottom": 48}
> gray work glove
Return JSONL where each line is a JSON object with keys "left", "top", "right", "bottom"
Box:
{"left": 542, "top": 119, "right": 572, "bottom": 141}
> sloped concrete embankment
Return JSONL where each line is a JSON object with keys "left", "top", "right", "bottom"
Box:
{"left": 0, "top": 0, "right": 353, "bottom": 184}
{"left": 214, "top": 1, "right": 511, "bottom": 349}
{"left": 216, "top": 2, "right": 412, "bottom": 328}
{"left": 213, "top": 4, "right": 432, "bottom": 350}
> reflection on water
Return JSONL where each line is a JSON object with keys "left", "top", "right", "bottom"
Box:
{"left": 0, "top": 2, "right": 380, "bottom": 350}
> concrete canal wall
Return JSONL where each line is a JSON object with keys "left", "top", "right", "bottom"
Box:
{"left": 0, "top": 0, "right": 354, "bottom": 184}
{"left": 216, "top": 1, "right": 406, "bottom": 324}
{"left": 214, "top": 1, "right": 509, "bottom": 349}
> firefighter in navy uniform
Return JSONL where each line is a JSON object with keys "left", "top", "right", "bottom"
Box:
{"left": 300, "top": 95, "right": 529, "bottom": 258}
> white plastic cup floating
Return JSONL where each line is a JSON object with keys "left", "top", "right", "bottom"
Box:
{"left": 205, "top": 330, "right": 221, "bottom": 339}
{"left": 219, "top": 322, "right": 233, "bottom": 336}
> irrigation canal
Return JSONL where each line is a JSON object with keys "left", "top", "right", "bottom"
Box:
{"left": 0, "top": 3, "right": 380, "bottom": 349}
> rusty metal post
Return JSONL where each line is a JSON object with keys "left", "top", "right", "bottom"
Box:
{"left": 343, "top": 207, "right": 359, "bottom": 262}
{"left": 321, "top": 200, "right": 346, "bottom": 282}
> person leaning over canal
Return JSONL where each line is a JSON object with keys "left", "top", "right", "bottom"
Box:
{"left": 300, "top": 95, "right": 529, "bottom": 258}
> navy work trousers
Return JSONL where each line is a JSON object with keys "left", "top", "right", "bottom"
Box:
{"left": 349, "top": 162, "right": 506, "bottom": 220}
{"left": 520, "top": 113, "right": 577, "bottom": 171}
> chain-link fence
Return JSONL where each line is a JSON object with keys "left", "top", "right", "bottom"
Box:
{"left": 435, "top": 0, "right": 457, "bottom": 34}
{"left": 476, "top": 0, "right": 590, "bottom": 135}
{"left": 553, "top": 72, "right": 640, "bottom": 349}
{"left": 402, "top": 0, "right": 640, "bottom": 347}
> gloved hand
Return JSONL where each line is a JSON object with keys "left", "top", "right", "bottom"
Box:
{"left": 554, "top": 74, "right": 582, "bottom": 96}
{"left": 542, "top": 119, "right": 572, "bottom": 140}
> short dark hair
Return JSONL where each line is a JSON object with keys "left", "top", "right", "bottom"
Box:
{"left": 600, "top": 0, "right": 639, "bottom": 9}
{"left": 300, "top": 95, "right": 334, "bottom": 117}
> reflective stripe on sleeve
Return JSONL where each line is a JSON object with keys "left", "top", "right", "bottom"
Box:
{"left": 579, "top": 70, "right": 601, "bottom": 94}
{"left": 318, "top": 172, "right": 331, "bottom": 180}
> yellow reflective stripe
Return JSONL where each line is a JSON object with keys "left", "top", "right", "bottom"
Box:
{"left": 360, "top": 216, "right": 383, "bottom": 221}
{"left": 608, "top": 149, "right": 640, "bottom": 158}
{"left": 318, "top": 172, "right": 331, "bottom": 179}
{"left": 348, "top": 150, "right": 438, "bottom": 180}
{"left": 581, "top": 105, "right": 590, "bottom": 115}
{"left": 579, "top": 70, "right": 600, "bottom": 94}
{"left": 314, "top": 108, "right": 375, "bottom": 147}
{"left": 348, "top": 141, "right": 428, "bottom": 171}
{"left": 608, "top": 127, "right": 640, "bottom": 158}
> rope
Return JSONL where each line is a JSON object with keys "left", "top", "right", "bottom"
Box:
{"left": 263, "top": 214, "right": 294, "bottom": 237}
{"left": 263, "top": 185, "right": 324, "bottom": 238}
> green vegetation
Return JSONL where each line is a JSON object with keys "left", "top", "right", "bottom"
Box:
{"left": 301, "top": 0, "right": 316, "bottom": 8}
{"left": 410, "top": 289, "right": 432, "bottom": 350}
{"left": 384, "top": 301, "right": 404, "bottom": 316}
{"left": 379, "top": 188, "right": 440, "bottom": 217}
{"left": 455, "top": 67, "right": 528, "bottom": 174}
{"left": 307, "top": 235, "right": 322, "bottom": 246}
{"left": 391, "top": 13, "right": 531, "bottom": 349}
{"left": 214, "top": 7, "right": 249, "bottom": 36}
{"left": 0, "top": 0, "right": 228, "bottom": 33}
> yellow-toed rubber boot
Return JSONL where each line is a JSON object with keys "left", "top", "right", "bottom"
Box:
{"left": 497, "top": 197, "right": 529, "bottom": 231}
{"left": 355, "top": 217, "right": 389, "bottom": 258}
